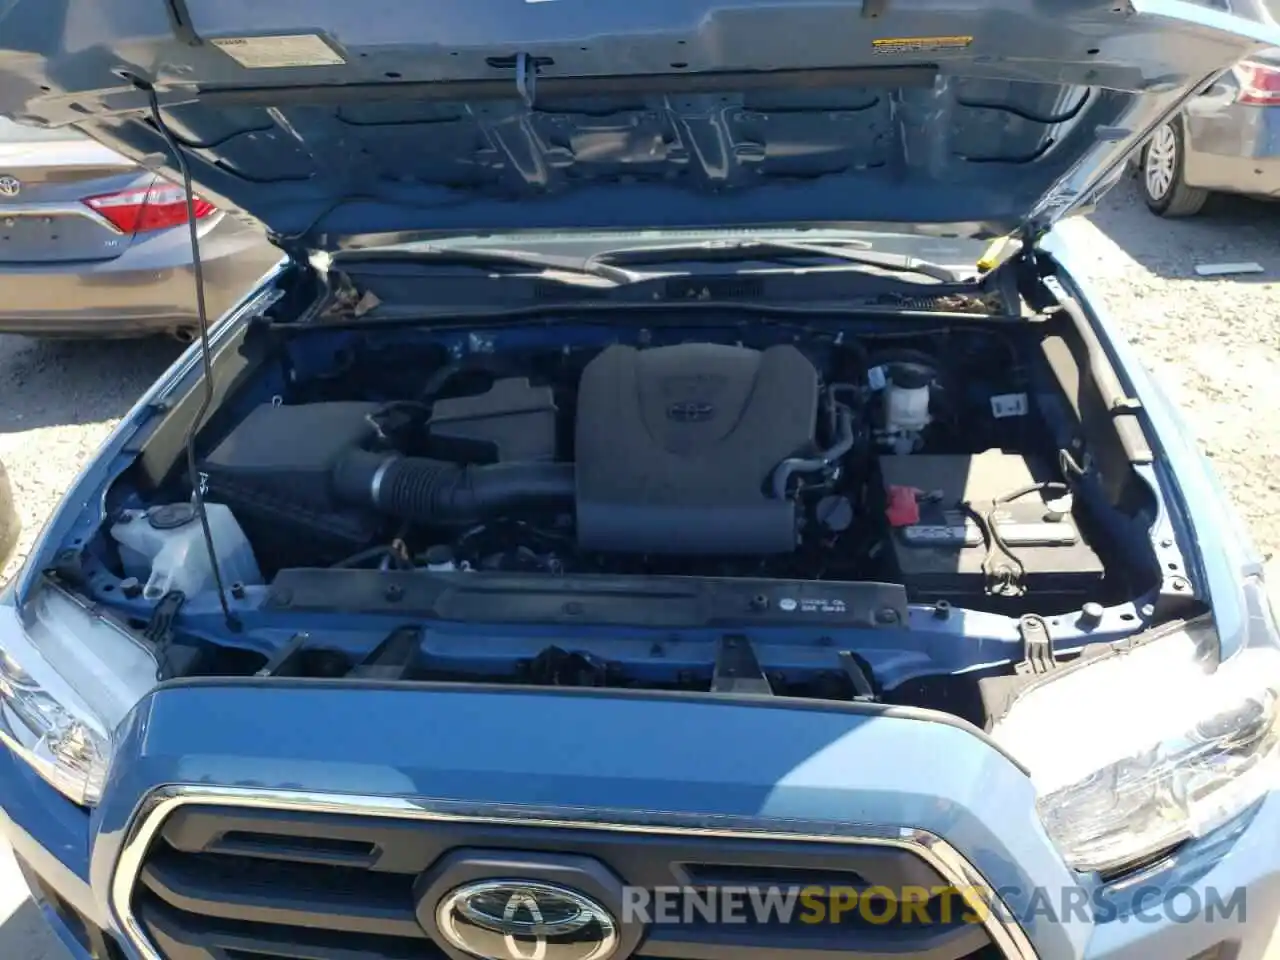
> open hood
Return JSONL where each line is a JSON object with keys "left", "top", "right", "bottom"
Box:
{"left": 1, "top": 0, "right": 1277, "bottom": 251}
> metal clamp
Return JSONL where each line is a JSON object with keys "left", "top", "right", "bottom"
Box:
{"left": 516, "top": 51, "right": 538, "bottom": 108}
{"left": 1014, "top": 614, "right": 1058, "bottom": 675}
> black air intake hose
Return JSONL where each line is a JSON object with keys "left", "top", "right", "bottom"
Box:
{"left": 333, "top": 449, "right": 576, "bottom": 526}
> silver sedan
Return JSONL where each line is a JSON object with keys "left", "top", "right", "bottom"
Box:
{"left": 1139, "top": 50, "right": 1280, "bottom": 216}
{"left": 0, "top": 119, "right": 279, "bottom": 339}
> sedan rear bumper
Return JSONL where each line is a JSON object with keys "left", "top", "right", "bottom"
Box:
{"left": 0, "top": 217, "right": 280, "bottom": 337}
{"left": 1185, "top": 151, "right": 1280, "bottom": 198}
{"left": 1182, "top": 102, "right": 1280, "bottom": 198}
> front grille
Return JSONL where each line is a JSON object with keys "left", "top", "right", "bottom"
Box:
{"left": 130, "top": 805, "right": 999, "bottom": 960}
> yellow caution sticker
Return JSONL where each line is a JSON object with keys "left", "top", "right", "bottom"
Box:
{"left": 871, "top": 35, "right": 973, "bottom": 55}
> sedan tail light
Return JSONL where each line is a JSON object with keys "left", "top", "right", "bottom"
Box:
{"left": 83, "top": 179, "right": 216, "bottom": 233}
{"left": 1235, "top": 59, "right": 1280, "bottom": 106}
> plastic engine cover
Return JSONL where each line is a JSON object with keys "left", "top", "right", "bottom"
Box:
{"left": 575, "top": 343, "right": 819, "bottom": 554}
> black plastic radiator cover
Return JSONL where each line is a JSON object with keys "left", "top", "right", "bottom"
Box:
{"left": 264, "top": 570, "right": 909, "bottom": 629}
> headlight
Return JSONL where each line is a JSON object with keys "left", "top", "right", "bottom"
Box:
{"left": 991, "top": 587, "right": 1280, "bottom": 875}
{"left": 0, "top": 584, "right": 156, "bottom": 806}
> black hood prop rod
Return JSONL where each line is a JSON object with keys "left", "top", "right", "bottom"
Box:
{"left": 145, "top": 84, "right": 238, "bottom": 632}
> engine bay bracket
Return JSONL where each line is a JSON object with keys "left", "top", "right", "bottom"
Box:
{"left": 263, "top": 569, "right": 910, "bottom": 629}
{"left": 347, "top": 625, "right": 423, "bottom": 680}
{"left": 711, "top": 635, "right": 774, "bottom": 696}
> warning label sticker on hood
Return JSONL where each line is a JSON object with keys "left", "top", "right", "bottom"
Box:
{"left": 212, "top": 34, "right": 347, "bottom": 69}
{"left": 871, "top": 35, "right": 973, "bottom": 54}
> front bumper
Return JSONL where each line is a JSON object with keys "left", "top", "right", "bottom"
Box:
{"left": 0, "top": 680, "right": 1277, "bottom": 960}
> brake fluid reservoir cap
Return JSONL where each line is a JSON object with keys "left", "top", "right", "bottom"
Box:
{"left": 889, "top": 366, "right": 931, "bottom": 390}
{"left": 147, "top": 503, "right": 197, "bottom": 530}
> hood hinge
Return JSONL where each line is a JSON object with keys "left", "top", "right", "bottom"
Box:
{"left": 269, "top": 231, "right": 314, "bottom": 267}
{"left": 1017, "top": 219, "right": 1049, "bottom": 265}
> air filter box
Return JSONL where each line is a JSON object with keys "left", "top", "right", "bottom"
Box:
{"left": 199, "top": 401, "right": 383, "bottom": 569}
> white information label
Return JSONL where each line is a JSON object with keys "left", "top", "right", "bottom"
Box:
{"left": 990, "top": 392, "right": 1029, "bottom": 418}
{"left": 212, "top": 35, "right": 346, "bottom": 69}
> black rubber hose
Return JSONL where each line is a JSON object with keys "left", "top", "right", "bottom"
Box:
{"left": 770, "top": 402, "right": 855, "bottom": 499}
{"left": 333, "top": 449, "right": 576, "bottom": 526}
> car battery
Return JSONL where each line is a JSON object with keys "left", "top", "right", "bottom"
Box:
{"left": 877, "top": 451, "right": 1104, "bottom": 608}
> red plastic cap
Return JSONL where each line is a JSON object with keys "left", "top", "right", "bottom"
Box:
{"left": 885, "top": 484, "right": 922, "bottom": 527}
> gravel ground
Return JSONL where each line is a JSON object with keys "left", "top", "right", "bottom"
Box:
{"left": 0, "top": 175, "right": 1277, "bottom": 956}
{"left": 1063, "top": 179, "right": 1280, "bottom": 560}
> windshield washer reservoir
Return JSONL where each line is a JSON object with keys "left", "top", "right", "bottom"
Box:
{"left": 111, "top": 503, "right": 262, "bottom": 600}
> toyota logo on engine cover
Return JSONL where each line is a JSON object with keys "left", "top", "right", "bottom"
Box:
{"left": 666, "top": 401, "right": 714, "bottom": 422}
{"left": 436, "top": 880, "right": 619, "bottom": 960}
{"left": 0, "top": 176, "right": 21, "bottom": 198}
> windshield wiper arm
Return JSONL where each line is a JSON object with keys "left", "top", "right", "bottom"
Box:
{"left": 332, "top": 246, "right": 636, "bottom": 285}
{"left": 588, "top": 238, "right": 964, "bottom": 283}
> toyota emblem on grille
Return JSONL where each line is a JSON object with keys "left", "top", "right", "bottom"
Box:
{"left": 666, "top": 401, "right": 714, "bottom": 422}
{"left": 435, "top": 880, "right": 619, "bottom": 960}
{"left": 0, "top": 176, "right": 20, "bottom": 198}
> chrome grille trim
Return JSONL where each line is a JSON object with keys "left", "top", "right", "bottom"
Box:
{"left": 109, "top": 785, "right": 1040, "bottom": 960}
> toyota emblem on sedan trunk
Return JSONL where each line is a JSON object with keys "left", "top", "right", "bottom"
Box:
{"left": 0, "top": 176, "right": 20, "bottom": 197}
{"left": 435, "top": 880, "right": 619, "bottom": 960}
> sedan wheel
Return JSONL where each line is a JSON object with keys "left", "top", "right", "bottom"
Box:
{"left": 1139, "top": 119, "right": 1209, "bottom": 217}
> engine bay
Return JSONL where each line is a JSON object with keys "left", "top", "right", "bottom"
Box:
{"left": 118, "top": 320, "right": 1137, "bottom": 613}
{"left": 64, "top": 310, "right": 1182, "bottom": 725}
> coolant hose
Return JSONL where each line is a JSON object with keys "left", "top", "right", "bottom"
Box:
{"left": 770, "top": 402, "right": 855, "bottom": 499}
{"left": 333, "top": 449, "right": 576, "bottom": 526}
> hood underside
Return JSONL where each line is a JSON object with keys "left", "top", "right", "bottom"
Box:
{"left": 1, "top": 0, "right": 1278, "bottom": 250}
